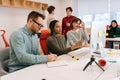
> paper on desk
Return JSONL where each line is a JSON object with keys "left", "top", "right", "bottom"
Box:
{"left": 47, "top": 60, "right": 68, "bottom": 67}
{"left": 68, "top": 47, "right": 90, "bottom": 56}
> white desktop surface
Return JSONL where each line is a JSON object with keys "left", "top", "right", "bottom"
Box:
{"left": 1, "top": 48, "right": 120, "bottom": 80}
{"left": 106, "top": 38, "right": 120, "bottom": 41}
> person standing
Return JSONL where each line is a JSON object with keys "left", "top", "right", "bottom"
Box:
{"left": 62, "top": 7, "right": 76, "bottom": 39}
{"left": 47, "top": 5, "right": 55, "bottom": 28}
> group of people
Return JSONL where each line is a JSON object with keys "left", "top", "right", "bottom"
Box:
{"left": 46, "top": 5, "right": 89, "bottom": 55}
{"left": 8, "top": 6, "right": 89, "bottom": 72}
{"left": 106, "top": 20, "right": 120, "bottom": 48}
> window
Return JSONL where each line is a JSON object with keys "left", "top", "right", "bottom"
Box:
{"left": 94, "top": 13, "right": 110, "bottom": 25}
{"left": 83, "top": 15, "right": 92, "bottom": 28}
{"left": 116, "top": 12, "right": 120, "bottom": 24}
{"left": 94, "top": 13, "right": 110, "bottom": 21}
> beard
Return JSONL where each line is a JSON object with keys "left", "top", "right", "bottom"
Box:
{"left": 32, "top": 32, "right": 36, "bottom": 35}
{"left": 31, "top": 24, "right": 40, "bottom": 35}
{"left": 31, "top": 27, "right": 37, "bottom": 35}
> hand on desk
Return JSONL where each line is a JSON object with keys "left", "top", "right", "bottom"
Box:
{"left": 47, "top": 54, "right": 57, "bottom": 62}
{"left": 84, "top": 43, "right": 90, "bottom": 47}
{"left": 71, "top": 41, "right": 82, "bottom": 50}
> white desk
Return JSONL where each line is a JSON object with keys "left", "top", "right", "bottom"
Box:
{"left": 106, "top": 38, "right": 120, "bottom": 49}
{"left": 97, "top": 51, "right": 120, "bottom": 80}
{"left": 1, "top": 48, "right": 119, "bottom": 80}
{"left": 106, "top": 38, "right": 120, "bottom": 41}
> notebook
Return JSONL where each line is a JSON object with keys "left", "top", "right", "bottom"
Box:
{"left": 47, "top": 60, "right": 68, "bottom": 67}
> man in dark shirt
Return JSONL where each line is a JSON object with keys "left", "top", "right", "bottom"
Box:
{"left": 62, "top": 7, "right": 75, "bottom": 39}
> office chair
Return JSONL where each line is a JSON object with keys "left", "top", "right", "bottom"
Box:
{"left": 0, "top": 30, "right": 9, "bottom": 47}
{"left": 0, "top": 48, "right": 9, "bottom": 76}
{"left": 39, "top": 29, "right": 50, "bottom": 55}
{"left": 105, "top": 25, "right": 109, "bottom": 48}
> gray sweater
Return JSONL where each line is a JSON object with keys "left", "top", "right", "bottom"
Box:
{"left": 66, "top": 28, "right": 89, "bottom": 47}
{"left": 46, "top": 35, "right": 71, "bottom": 56}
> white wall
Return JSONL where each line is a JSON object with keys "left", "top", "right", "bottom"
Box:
{"left": 78, "top": 0, "right": 120, "bottom": 16}
{"left": 0, "top": 0, "right": 76, "bottom": 48}
{"left": 78, "top": 0, "right": 108, "bottom": 16}
{"left": 59, "top": 0, "right": 78, "bottom": 18}
{"left": 110, "top": 0, "right": 120, "bottom": 12}
{"left": 0, "top": 7, "right": 32, "bottom": 48}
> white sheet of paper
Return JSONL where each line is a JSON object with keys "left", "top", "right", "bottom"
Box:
{"left": 68, "top": 47, "right": 90, "bottom": 56}
{"left": 47, "top": 60, "right": 68, "bottom": 67}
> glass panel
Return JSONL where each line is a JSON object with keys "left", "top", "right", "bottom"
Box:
{"left": 83, "top": 15, "right": 92, "bottom": 28}
{"left": 94, "top": 13, "right": 110, "bottom": 25}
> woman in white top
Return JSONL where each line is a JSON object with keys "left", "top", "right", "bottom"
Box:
{"left": 66, "top": 18, "right": 89, "bottom": 48}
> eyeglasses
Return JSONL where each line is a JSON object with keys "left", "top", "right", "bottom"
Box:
{"left": 32, "top": 19, "right": 44, "bottom": 28}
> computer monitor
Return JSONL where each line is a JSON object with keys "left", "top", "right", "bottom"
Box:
{"left": 90, "top": 21, "right": 107, "bottom": 56}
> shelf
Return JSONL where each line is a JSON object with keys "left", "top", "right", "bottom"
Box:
{"left": 42, "top": 3, "right": 48, "bottom": 10}
{"left": 1, "top": 0, "right": 11, "bottom": 6}
{"left": 0, "top": 0, "right": 2, "bottom": 5}
{"left": 33, "top": 2, "right": 42, "bottom": 10}
{"left": 9, "top": 0, "right": 15, "bottom": 7}
{"left": 25, "top": 0, "right": 34, "bottom": 9}
{"left": 14, "top": 0, "right": 25, "bottom": 8}
{"left": 0, "top": 0, "right": 48, "bottom": 11}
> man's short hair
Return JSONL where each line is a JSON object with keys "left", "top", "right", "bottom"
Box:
{"left": 47, "top": 5, "right": 55, "bottom": 14}
{"left": 66, "top": 7, "right": 73, "bottom": 12}
{"left": 27, "top": 11, "right": 45, "bottom": 22}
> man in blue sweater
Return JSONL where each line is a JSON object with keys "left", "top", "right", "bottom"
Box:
{"left": 8, "top": 11, "right": 57, "bottom": 72}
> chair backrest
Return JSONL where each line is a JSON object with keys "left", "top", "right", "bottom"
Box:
{"left": 118, "top": 25, "right": 120, "bottom": 28}
{"left": 0, "top": 30, "right": 10, "bottom": 47}
{"left": 39, "top": 29, "right": 50, "bottom": 55}
{"left": 0, "top": 48, "right": 9, "bottom": 76}
{"left": 106, "top": 25, "right": 109, "bottom": 30}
